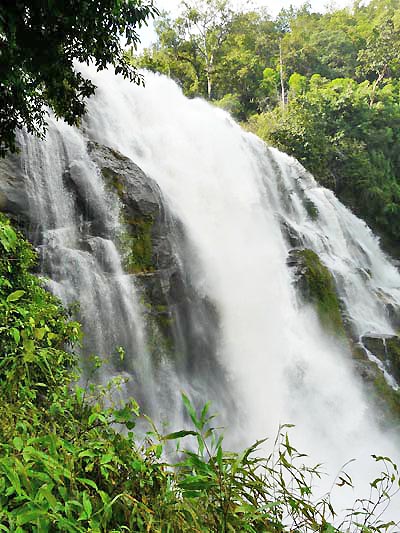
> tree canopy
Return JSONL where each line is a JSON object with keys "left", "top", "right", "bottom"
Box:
{"left": 0, "top": 0, "right": 158, "bottom": 157}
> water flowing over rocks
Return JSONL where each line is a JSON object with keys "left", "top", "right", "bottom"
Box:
{"left": 86, "top": 141, "right": 181, "bottom": 322}
{"left": 2, "top": 69, "right": 400, "bottom": 511}
{"left": 362, "top": 334, "right": 400, "bottom": 383}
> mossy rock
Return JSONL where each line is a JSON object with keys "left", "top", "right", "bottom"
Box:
{"left": 386, "top": 336, "right": 400, "bottom": 381}
{"left": 372, "top": 372, "right": 400, "bottom": 425}
{"left": 352, "top": 339, "right": 400, "bottom": 425}
{"left": 101, "top": 166, "right": 126, "bottom": 196}
{"left": 287, "top": 248, "right": 346, "bottom": 337}
{"left": 303, "top": 197, "right": 319, "bottom": 220}
{"left": 119, "top": 216, "right": 155, "bottom": 274}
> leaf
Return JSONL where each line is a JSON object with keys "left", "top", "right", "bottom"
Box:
{"left": 34, "top": 327, "right": 47, "bottom": 340}
{"left": 182, "top": 393, "right": 201, "bottom": 429}
{"left": 0, "top": 225, "right": 17, "bottom": 251}
{"left": 13, "top": 436, "right": 23, "bottom": 451}
{"left": 7, "top": 290, "right": 25, "bottom": 302}
{"left": 77, "top": 478, "right": 99, "bottom": 491}
{"left": 100, "top": 453, "right": 114, "bottom": 465}
{"left": 39, "top": 486, "right": 58, "bottom": 508}
{"left": 10, "top": 327, "right": 20, "bottom": 345}
{"left": 0, "top": 463, "right": 22, "bottom": 495}
{"left": 16, "top": 509, "right": 47, "bottom": 526}
{"left": 216, "top": 445, "right": 223, "bottom": 469}
{"left": 82, "top": 492, "right": 92, "bottom": 518}
{"left": 179, "top": 475, "right": 216, "bottom": 491}
{"left": 164, "top": 430, "right": 198, "bottom": 440}
{"left": 23, "top": 339, "right": 35, "bottom": 362}
{"left": 200, "top": 401, "right": 211, "bottom": 424}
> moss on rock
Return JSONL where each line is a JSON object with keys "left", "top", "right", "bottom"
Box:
{"left": 289, "top": 248, "right": 346, "bottom": 337}
{"left": 372, "top": 372, "right": 400, "bottom": 424}
{"left": 101, "top": 166, "right": 126, "bottom": 196}
{"left": 303, "top": 197, "right": 319, "bottom": 220}
{"left": 120, "top": 216, "right": 154, "bottom": 274}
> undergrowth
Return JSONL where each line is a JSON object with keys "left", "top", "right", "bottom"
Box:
{"left": 0, "top": 213, "right": 399, "bottom": 532}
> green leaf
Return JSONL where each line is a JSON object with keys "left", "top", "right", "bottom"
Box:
{"left": 164, "top": 430, "right": 198, "bottom": 440}
{"left": 23, "top": 339, "right": 35, "bottom": 362}
{"left": 77, "top": 478, "right": 99, "bottom": 491}
{"left": 10, "top": 327, "right": 20, "bottom": 345}
{"left": 82, "top": 492, "right": 92, "bottom": 518}
{"left": 182, "top": 393, "right": 201, "bottom": 429}
{"left": 13, "top": 436, "right": 23, "bottom": 451}
{"left": 323, "top": 525, "right": 337, "bottom": 533}
{"left": 216, "top": 445, "right": 223, "bottom": 469}
{"left": 179, "top": 475, "right": 216, "bottom": 491}
{"left": 100, "top": 453, "right": 114, "bottom": 465}
{"left": 39, "top": 486, "right": 58, "bottom": 508}
{"left": 34, "top": 327, "right": 47, "bottom": 340}
{"left": 0, "top": 225, "right": 17, "bottom": 251}
{"left": 7, "top": 290, "right": 25, "bottom": 302}
{"left": 17, "top": 509, "right": 47, "bottom": 525}
{"left": 0, "top": 463, "right": 22, "bottom": 495}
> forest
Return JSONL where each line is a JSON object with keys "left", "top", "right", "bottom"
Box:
{"left": 137, "top": 0, "right": 400, "bottom": 256}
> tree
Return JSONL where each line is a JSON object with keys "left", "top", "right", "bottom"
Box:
{"left": 179, "top": 0, "right": 234, "bottom": 99}
{"left": 357, "top": 17, "right": 400, "bottom": 105}
{"left": 0, "top": 0, "right": 158, "bottom": 157}
{"left": 213, "top": 9, "right": 278, "bottom": 115}
{"left": 137, "top": 11, "right": 204, "bottom": 97}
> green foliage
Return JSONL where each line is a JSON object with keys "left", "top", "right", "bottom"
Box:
{"left": 137, "top": 5, "right": 279, "bottom": 116}
{"left": 0, "top": 214, "right": 81, "bottom": 406}
{"left": 214, "top": 93, "right": 243, "bottom": 116}
{"left": 0, "top": 0, "right": 158, "bottom": 157}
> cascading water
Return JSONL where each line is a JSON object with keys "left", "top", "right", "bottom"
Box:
{"left": 10, "top": 65, "right": 400, "bottom": 515}
{"left": 17, "top": 119, "right": 158, "bottom": 408}
{"left": 83, "top": 67, "right": 400, "bottom": 504}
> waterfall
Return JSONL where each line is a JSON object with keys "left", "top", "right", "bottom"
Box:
{"left": 84, "top": 67, "right": 400, "bottom": 502}
{"left": 10, "top": 66, "right": 400, "bottom": 513}
{"left": 17, "top": 119, "right": 158, "bottom": 409}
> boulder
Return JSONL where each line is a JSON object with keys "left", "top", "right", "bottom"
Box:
{"left": 287, "top": 248, "right": 346, "bottom": 337}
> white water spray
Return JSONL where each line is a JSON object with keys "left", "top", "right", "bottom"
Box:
{"left": 81, "top": 67, "right": 400, "bottom": 507}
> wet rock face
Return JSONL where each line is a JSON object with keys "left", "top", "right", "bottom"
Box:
{"left": 279, "top": 217, "right": 303, "bottom": 248}
{"left": 86, "top": 142, "right": 184, "bottom": 330}
{"left": 87, "top": 141, "right": 176, "bottom": 274}
{"left": 362, "top": 334, "right": 400, "bottom": 384}
{"left": 87, "top": 142, "right": 161, "bottom": 221}
{"left": 287, "top": 248, "right": 346, "bottom": 337}
{"left": 0, "top": 151, "right": 31, "bottom": 231}
{"left": 287, "top": 246, "right": 400, "bottom": 422}
{"left": 1, "top": 139, "right": 184, "bottom": 338}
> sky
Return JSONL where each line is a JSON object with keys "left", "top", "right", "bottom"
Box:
{"left": 137, "top": 0, "right": 354, "bottom": 48}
